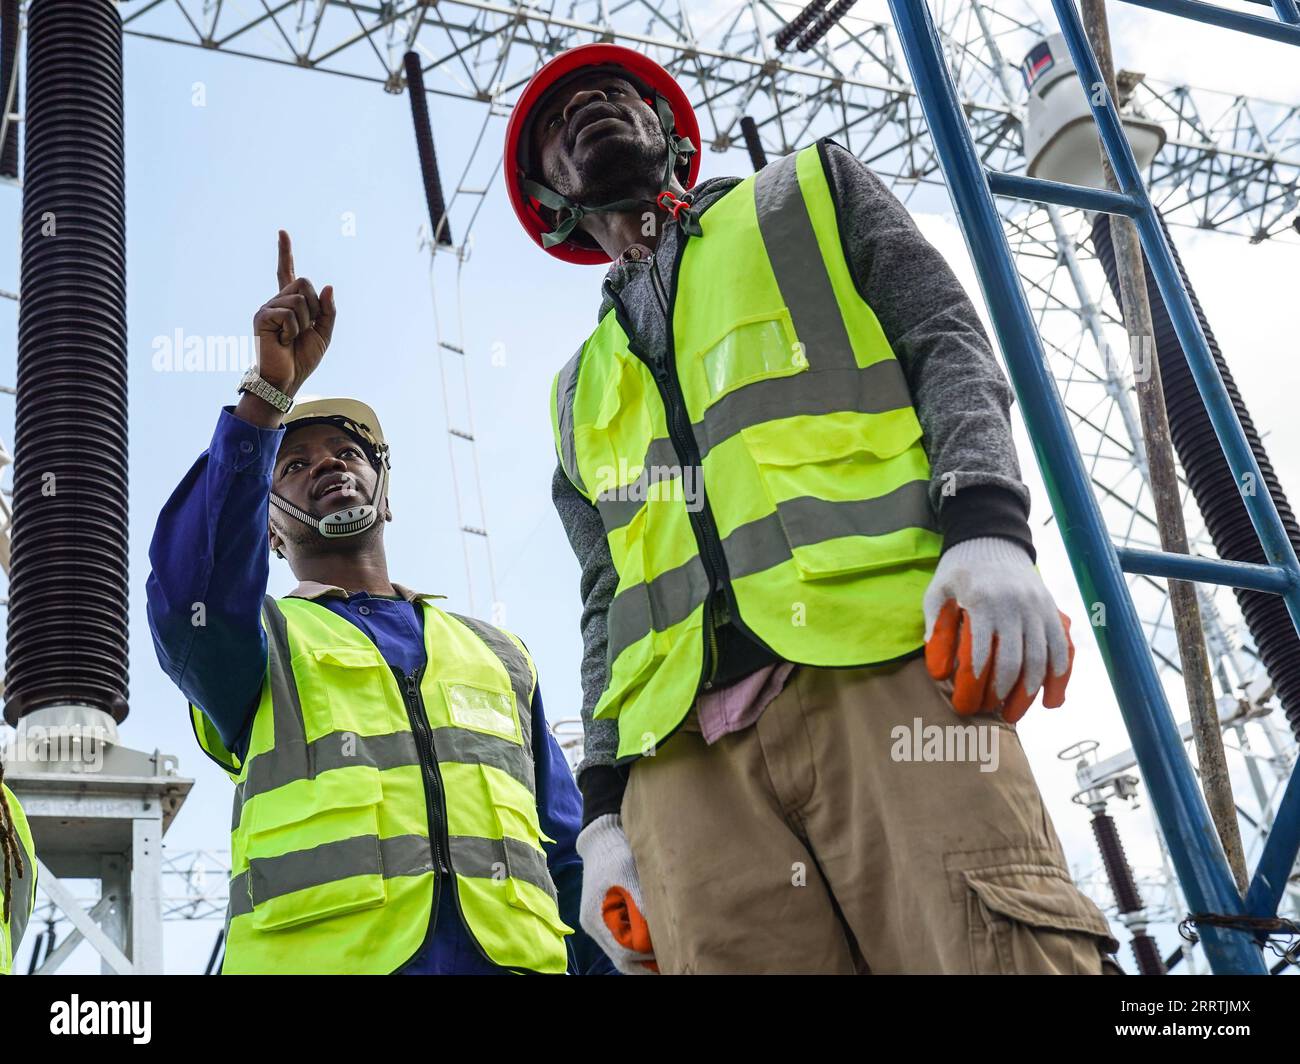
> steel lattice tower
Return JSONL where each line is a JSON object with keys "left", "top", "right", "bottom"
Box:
{"left": 1, "top": 0, "right": 1297, "bottom": 970}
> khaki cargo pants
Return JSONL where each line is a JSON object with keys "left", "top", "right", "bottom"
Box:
{"left": 622, "top": 656, "right": 1121, "bottom": 974}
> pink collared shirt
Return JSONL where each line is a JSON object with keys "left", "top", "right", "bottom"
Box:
{"left": 694, "top": 662, "right": 797, "bottom": 745}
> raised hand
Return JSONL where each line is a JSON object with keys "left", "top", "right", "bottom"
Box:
{"left": 252, "top": 230, "right": 336, "bottom": 398}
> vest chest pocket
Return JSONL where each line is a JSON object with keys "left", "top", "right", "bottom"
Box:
{"left": 296, "top": 645, "right": 407, "bottom": 740}
{"left": 443, "top": 680, "right": 522, "bottom": 744}
{"left": 691, "top": 309, "right": 805, "bottom": 409}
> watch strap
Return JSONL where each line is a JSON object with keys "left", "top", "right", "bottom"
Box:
{"left": 238, "top": 370, "right": 293, "bottom": 413}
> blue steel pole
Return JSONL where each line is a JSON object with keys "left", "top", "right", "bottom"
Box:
{"left": 885, "top": 0, "right": 1266, "bottom": 973}
{"left": 1244, "top": 759, "right": 1300, "bottom": 918}
{"left": 1115, "top": 547, "right": 1296, "bottom": 595}
{"left": 1051, "top": 0, "right": 1300, "bottom": 644}
{"left": 1120, "top": 0, "right": 1300, "bottom": 40}
{"left": 1056, "top": 0, "right": 1300, "bottom": 952}
{"left": 1273, "top": 0, "right": 1300, "bottom": 27}
{"left": 1118, "top": 543, "right": 1300, "bottom": 593}
{"left": 985, "top": 170, "right": 1139, "bottom": 216}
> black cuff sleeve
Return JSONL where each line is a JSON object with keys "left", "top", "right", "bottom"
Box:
{"left": 578, "top": 763, "right": 630, "bottom": 830}
{"left": 939, "top": 484, "right": 1035, "bottom": 563}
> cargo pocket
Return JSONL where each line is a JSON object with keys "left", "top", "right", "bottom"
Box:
{"left": 957, "top": 851, "right": 1119, "bottom": 974}
{"left": 739, "top": 406, "right": 937, "bottom": 580}
{"left": 484, "top": 767, "right": 554, "bottom": 848}
{"left": 580, "top": 354, "right": 656, "bottom": 504}
{"left": 501, "top": 850, "right": 571, "bottom": 939}
{"left": 596, "top": 635, "right": 657, "bottom": 723}
{"left": 597, "top": 520, "right": 672, "bottom": 723}
{"left": 483, "top": 773, "right": 571, "bottom": 938}
{"left": 241, "top": 767, "right": 389, "bottom": 932}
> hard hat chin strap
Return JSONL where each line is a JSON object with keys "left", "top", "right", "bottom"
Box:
{"left": 523, "top": 93, "right": 700, "bottom": 250}
{"left": 269, "top": 461, "right": 389, "bottom": 542}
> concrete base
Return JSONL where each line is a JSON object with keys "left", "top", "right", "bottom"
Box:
{"left": 3, "top": 739, "right": 193, "bottom": 974}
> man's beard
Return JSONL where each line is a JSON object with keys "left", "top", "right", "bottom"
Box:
{"left": 552, "top": 119, "right": 667, "bottom": 206}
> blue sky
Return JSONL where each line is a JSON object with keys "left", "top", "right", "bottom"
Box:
{"left": 1, "top": 7, "right": 1297, "bottom": 972}
{"left": 0, "top": 31, "right": 615, "bottom": 971}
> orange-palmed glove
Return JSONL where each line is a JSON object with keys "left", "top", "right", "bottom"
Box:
{"left": 601, "top": 885, "right": 659, "bottom": 973}
{"left": 576, "top": 814, "right": 658, "bottom": 974}
{"left": 923, "top": 537, "right": 1075, "bottom": 723}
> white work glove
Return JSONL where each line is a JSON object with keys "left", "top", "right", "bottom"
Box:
{"left": 922, "top": 536, "right": 1075, "bottom": 722}
{"left": 575, "top": 814, "right": 658, "bottom": 975}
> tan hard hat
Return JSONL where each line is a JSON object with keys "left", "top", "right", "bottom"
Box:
{"left": 282, "top": 397, "right": 389, "bottom": 469}
{"left": 270, "top": 398, "right": 392, "bottom": 545}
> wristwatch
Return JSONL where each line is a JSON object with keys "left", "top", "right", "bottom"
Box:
{"left": 238, "top": 368, "right": 293, "bottom": 413}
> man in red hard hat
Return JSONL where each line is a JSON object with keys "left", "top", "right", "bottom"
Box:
{"left": 506, "top": 44, "right": 703, "bottom": 264}
{"left": 507, "top": 44, "right": 1120, "bottom": 975}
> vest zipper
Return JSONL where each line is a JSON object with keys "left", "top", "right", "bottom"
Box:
{"left": 706, "top": 592, "right": 727, "bottom": 688}
{"left": 603, "top": 233, "right": 733, "bottom": 692}
{"left": 394, "top": 664, "right": 446, "bottom": 966}
{"left": 394, "top": 665, "right": 517, "bottom": 972}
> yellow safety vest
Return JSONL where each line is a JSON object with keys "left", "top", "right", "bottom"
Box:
{"left": 552, "top": 141, "right": 942, "bottom": 760}
{"left": 1, "top": 783, "right": 37, "bottom": 976}
{"left": 192, "top": 596, "right": 571, "bottom": 974}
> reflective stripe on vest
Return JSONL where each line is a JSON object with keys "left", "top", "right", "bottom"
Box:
{"left": 191, "top": 596, "right": 570, "bottom": 974}
{"left": 552, "top": 140, "right": 942, "bottom": 760}
{"left": 1, "top": 784, "right": 36, "bottom": 976}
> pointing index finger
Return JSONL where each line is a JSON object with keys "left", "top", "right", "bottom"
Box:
{"left": 277, "top": 230, "right": 295, "bottom": 291}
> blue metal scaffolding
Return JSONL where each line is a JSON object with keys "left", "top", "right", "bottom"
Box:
{"left": 885, "top": 0, "right": 1300, "bottom": 974}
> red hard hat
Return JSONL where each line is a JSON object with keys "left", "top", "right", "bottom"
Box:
{"left": 503, "top": 43, "right": 702, "bottom": 265}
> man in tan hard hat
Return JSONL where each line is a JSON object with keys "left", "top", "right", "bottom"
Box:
{"left": 146, "top": 232, "right": 610, "bottom": 975}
